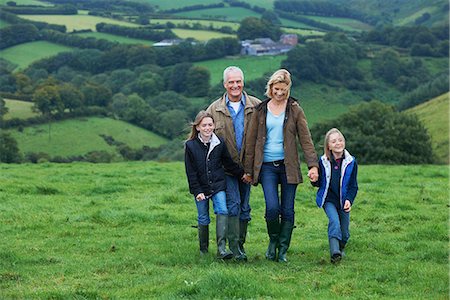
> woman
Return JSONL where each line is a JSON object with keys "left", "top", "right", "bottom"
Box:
{"left": 244, "top": 69, "right": 319, "bottom": 262}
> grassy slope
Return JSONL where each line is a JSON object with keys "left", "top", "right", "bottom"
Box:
{"left": 74, "top": 32, "right": 154, "bottom": 45}
{"left": 407, "top": 92, "right": 449, "bottom": 164}
{"left": 0, "top": 41, "right": 73, "bottom": 70}
{"left": 0, "top": 162, "right": 447, "bottom": 298}
{"left": 8, "top": 117, "right": 168, "bottom": 157}
{"left": 3, "top": 99, "right": 37, "bottom": 120}
{"left": 18, "top": 14, "right": 139, "bottom": 32}
{"left": 172, "top": 28, "right": 235, "bottom": 41}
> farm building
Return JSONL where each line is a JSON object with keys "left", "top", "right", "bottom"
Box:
{"left": 241, "top": 34, "right": 298, "bottom": 56}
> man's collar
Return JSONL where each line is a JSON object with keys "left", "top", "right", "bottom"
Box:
{"left": 225, "top": 93, "right": 246, "bottom": 106}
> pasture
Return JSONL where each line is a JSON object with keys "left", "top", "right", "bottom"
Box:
{"left": 174, "top": 6, "right": 262, "bottom": 22}
{"left": 305, "top": 15, "right": 373, "bottom": 31}
{"left": 74, "top": 32, "right": 154, "bottom": 45}
{"left": 18, "top": 14, "right": 139, "bottom": 32}
{"left": 139, "top": 0, "right": 274, "bottom": 10}
{"left": 8, "top": 117, "right": 168, "bottom": 157}
{"left": 172, "top": 28, "right": 235, "bottom": 41}
{"left": 3, "top": 99, "right": 37, "bottom": 120}
{"left": 407, "top": 93, "right": 449, "bottom": 164}
{"left": 0, "top": 0, "right": 50, "bottom": 5}
{"left": 0, "top": 41, "right": 73, "bottom": 70}
{"left": 0, "top": 162, "right": 447, "bottom": 299}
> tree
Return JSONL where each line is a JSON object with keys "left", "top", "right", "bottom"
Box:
{"left": 0, "top": 98, "right": 8, "bottom": 118}
{"left": 58, "top": 83, "right": 84, "bottom": 111}
{"left": 185, "top": 66, "right": 210, "bottom": 97}
{"left": 32, "top": 85, "right": 63, "bottom": 116}
{"left": 310, "top": 101, "right": 433, "bottom": 164}
{"left": 158, "top": 109, "right": 188, "bottom": 139}
{"left": 237, "top": 17, "right": 281, "bottom": 40}
{"left": 0, "top": 132, "right": 21, "bottom": 163}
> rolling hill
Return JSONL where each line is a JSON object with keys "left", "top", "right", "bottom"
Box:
{"left": 407, "top": 92, "right": 449, "bottom": 164}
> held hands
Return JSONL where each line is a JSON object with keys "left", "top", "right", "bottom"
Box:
{"left": 196, "top": 193, "right": 206, "bottom": 201}
{"left": 343, "top": 200, "right": 352, "bottom": 212}
{"left": 242, "top": 173, "right": 253, "bottom": 184}
{"left": 307, "top": 167, "right": 319, "bottom": 182}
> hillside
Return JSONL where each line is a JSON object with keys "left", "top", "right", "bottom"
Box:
{"left": 407, "top": 92, "right": 449, "bottom": 164}
{"left": 7, "top": 117, "right": 168, "bottom": 158}
{"left": 3, "top": 99, "right": 37, "bottom": 120}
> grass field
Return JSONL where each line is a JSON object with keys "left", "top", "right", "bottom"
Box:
{"left": 174, "top": 7, "right": 261, "bottom": 22}
{"left": 305, "top": 15, "right": 373, "bottom": 31}
{"left": 407, "top": 92, "right": 449, "bottom": 164}
{"left": 8, "top": 117, "right": 168, "bottom": 157}
{"left": 3, "top": 99, "right": 37, "bottom": 120}
{"left": 152, "top": 18, "right": 240, "bottom": 31}
{"left": 74, "top": 32, "right": 154, "bottom": 45}
{"left": 0, "top": 0, "right": 51, "bottom": 5}
{"left": 195, "top": 55, "right": 287, "bottom": 85}
{"left": 0, "top": 161, "right": 447, "bottom": 298}
{"left": 172, "top": 28, "right": 235, "bottom": 41}
{"left": 138, "top": 0, "right": 274, "bottom": 10}
{"left": 18, "top": 14, "right": 139, "bottom": 32}
{"left": 0, "top": 41, "right": 73, "bottom": 70}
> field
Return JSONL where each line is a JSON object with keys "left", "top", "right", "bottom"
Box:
{"left": 174, "top": 7, "right": 262, "bottom": 22}
{"left": 0, "top": 162, "right": 447, "bottom": 298}
{"left": 407, "top": 92, "right": 449, "bottom": 164}
{"left": 3, "top": 99, "right": 37, "bottom": 120}
{"left": 74, "top": 32, "right": 154, "bottom": 45}
{"left": 172, "top": 28, "right": 235, "bottom": 41}
{"left": 305, "top": 15, "right": 373, "bottom": 31}
{"left": 18, "top": 14, "right": 139, "bottom": 32}
{"left": 139, "top": 0, "right": 274, "bottom": 10}
{"left": 151, "top": 18, "right": 240, "bottom": 31}
{"left": 8, "top": 117, "right": 168, "bottom": 157}
{"left": 0, "top": 41, "right": 73, "bottom": 70}
{"left": 195, "top": 55, "right": 287, "bottom": 85}
{"left": 0, "top": 0, "right": 50, "bottom": 5}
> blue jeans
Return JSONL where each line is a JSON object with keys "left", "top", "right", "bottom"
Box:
{"left": 260, "top": 162, "right": 298, "bottom": 223}
{"left": 195, "top": 191, "right": 228, "bottom": 225}
{"left": 225, "top": 174, "right": 251, "bottom": 220}
{"left": 323, "top": 201, "right": 350, "bottom": 243}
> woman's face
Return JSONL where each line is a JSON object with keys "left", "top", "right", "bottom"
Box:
{"left": 196, "top": 117, "right": 215, "bottom": 140}
{"left": 271, "top": 82, "right": 289, "bottom": 102}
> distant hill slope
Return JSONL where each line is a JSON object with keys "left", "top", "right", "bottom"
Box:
{"left": 407, "top": 92, "right": 449, "bottom": 164}
{"left": 8, "top": 117, "right": 168, "bottom": 157}
{"left": 3, "top": 99, "right": 38, "bottom": 120}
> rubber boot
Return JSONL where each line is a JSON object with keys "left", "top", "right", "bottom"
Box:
{"left": 198, "top": 224, "right": 208, "bottom": 255}
{"left": 239, "top": 220, "right": 248, "bottom": 257}
{"left": 277, "top": 221, "right": 294, "bottom": 263}
{"left": 329, "top": 238, "right": 342, "bottom": 263}
{"left": 265, "top": 219, "right": 280, "bottom": 261}
{"left": 216, "top": 214, "right": 233, "bottom": 260}
{"left": 339, "top": 240, "right": 346, "bottom": 257}
{"left": 228, "top": 216, "right": 246, "bottom": 261}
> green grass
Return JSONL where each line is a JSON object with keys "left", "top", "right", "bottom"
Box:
{"left": 8, "top": 117, "right": 168, "bottom": 157}
{"left": 0, "top": 162, "right": 447, "bottom": 298}
{"left": 172, "top": 28, "right": 235, "bottom": 41}
{"left": 407, "top": 92, "right": 449, "bottom": 164}
{"left": 195, "top": 55, "right": 287, "bottom": 85}
{"left": 151, "top": 18, "right": 240, "bottom": 31}
{"left": 0, "top": 41, "right": 73, "bottom": 70}
{"left": 74, "top": 31, "right": 154, "bottom": 45}
{"left": 174, "top": 7, "right": 261, "bottom": 22}
{"left": 0, "top": 0, "right": 51, "bottom": 5}
{"left": 18, "top": 14, "right": 139, "bottom": 32}
{"left": 305, "top": 15, "right": 373, "bottom": 31}
{"left": 3, "top": 99, "right": 38, "bottom": 120}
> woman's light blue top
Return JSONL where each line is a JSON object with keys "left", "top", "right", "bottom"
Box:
{"left": 263, "top": 109, "right": 285, "bottom": 162}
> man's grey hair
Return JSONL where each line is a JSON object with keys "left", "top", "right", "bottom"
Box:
{"left": 223, "top": 66, "right": 244, "bottom": 83}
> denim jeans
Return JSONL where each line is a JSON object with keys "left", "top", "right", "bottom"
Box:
{"left": 195, "top": 191, "right": 228, "bottom": 225}
{"left": 323, "top": 201, "right": 350, "bottom": 243}
{"left": 225, "top": 174, "right": 251, "bottom": 220}
{"left": 259, "top": 162, "right": 298, "bottom": 223}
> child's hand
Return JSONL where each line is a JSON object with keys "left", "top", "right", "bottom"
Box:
{"left": 308, "top": 167, "right": 319, "bottom": 182}
{"left": 196, "top": 193, "right": 206, "bottom": 201}
{"left": 343, "top": 200, "right": 351, "bottom": 212}
{"left": 242, "top": 173, "right": 252, "bottom": 184}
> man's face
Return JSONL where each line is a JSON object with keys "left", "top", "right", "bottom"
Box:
{"left": 223, "top": 71, "right": 243, "bottom": 102}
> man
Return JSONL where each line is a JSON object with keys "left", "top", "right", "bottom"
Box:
{"left": 206, "top": 66, "right": 261, "bottom": 261}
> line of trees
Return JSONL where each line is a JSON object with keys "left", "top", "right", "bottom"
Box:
{"left": 0, "top": 9, "right": 66, "bottom": 32}
{"left": 1, "top": 4, "right": 77, "bottom": 15}
{"left": 44, "top": 0, "right": 154, "bottom": 15}
{"left": 96, "top": 23, "right": 177, "bottom": 42}
{"left": 161, "top": 3, "right": 225, "bottom": 14}
{"left": 0, "top": 24, "right": 39, "bottom": 49}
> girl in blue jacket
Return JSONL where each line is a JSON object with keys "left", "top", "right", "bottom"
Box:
{"left": 185, "top": 111, "right": 245, "bottom": 259}
{"left": 312, "top": 128, "right": 358, "bottom": 263}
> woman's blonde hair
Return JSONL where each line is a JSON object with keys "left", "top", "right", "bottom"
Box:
{"left": 324, "top": 128, "right": 345, "bottom": 160}
{"left": 265, "top": 69, "right": 292, "bottom": 99}
{"left": 187, "top": 110, "right": 214, "bottom": 140}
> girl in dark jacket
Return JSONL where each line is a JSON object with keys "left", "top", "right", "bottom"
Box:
{"left": 185, "top": 111, "right": 245, "bottom": 259}
{"left": 312, "top": 128, "right": 358, "bottom": 263}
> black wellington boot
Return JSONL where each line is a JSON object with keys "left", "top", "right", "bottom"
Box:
{"left": 228, "top": 216, "right": 247, "bottom": 261}
{"left": 330, "top": 238, "right": 342, "bottom": 264}
{"left": 265, "top": 219, "right": 280, "bottom": 261}
{"left": 216, "top": 214, "right": 233, "bottom": 260}
{"left": 277, "top": 221, "right": 294, "bottom": 263}
{"left": 198, "top": 224, "right": 209, "bottom": 255}
{"left": 239, "top": 219, "right": 249, "bottom": 258}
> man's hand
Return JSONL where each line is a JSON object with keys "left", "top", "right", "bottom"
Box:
{"left": 308, "top": 166, "right": 319, "bottom": 182}
{"left": 242, "top": 173, "right": 252, "bottom": 184}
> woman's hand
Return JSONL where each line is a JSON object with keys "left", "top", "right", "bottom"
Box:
{"left": 343, "top": 200, "right": 352, "bottom": 212}
{"left": 196, "top": 193, "right": 206, "bottom": 201}
{"left": 307, "top": 167, "right": 319, "bottom": 182}
{"left": 242, "top": 173, "right": 253, "bottom": 184}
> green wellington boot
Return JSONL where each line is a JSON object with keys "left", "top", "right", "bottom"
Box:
{"left": 277, "top": 221, "right": 294, "bottom": 263}
{"left": 216, "top": 214, "right": 233, "bottom": 260}
{"left": 198, "top": 224, "right": 209, "bottom": 255}
{"left": 265, "top": 219, "right": 280, "bottom": 261}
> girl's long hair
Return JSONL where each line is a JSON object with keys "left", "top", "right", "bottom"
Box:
{"left": 187, "top": 110, "right": 214, "bottom": 140}
{"left": 324, "top": 128, "right": 345, "bottom": 160}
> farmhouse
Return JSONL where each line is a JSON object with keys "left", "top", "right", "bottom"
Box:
{"left": 241, "top": 34, "right": 298, "bottom": 56}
